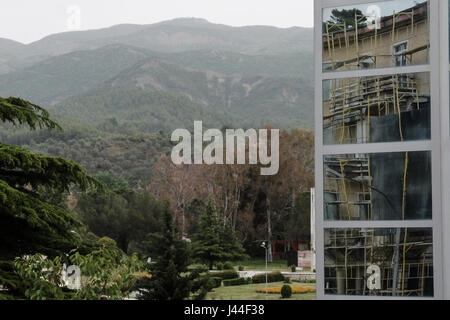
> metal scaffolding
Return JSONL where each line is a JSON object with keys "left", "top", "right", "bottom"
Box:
{"left": 324, "top": 73, "right": 426, "bottom": 145}
{"left": 323, "top": 4, "right": 429, "bottom": 71}
{"left": 324, "top": 228, "right": 433, "bottom": 296}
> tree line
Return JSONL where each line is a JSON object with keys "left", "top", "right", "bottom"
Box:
{"left": 0, "top": 96, "right": 314, "bottom": 299}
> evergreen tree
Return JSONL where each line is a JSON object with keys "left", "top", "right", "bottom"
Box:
{"left": 95, "top": 170, "right": 129, "bottom": 191}
{"left": 0, "top": 97, "right": 100, "bottom": 299}
{"left": 192, "top": 201, "right": 225, "bottom": 270}
{"left": 76, "top": 188, "right": 163, "bottom": 254}
{"left": 192, "top": 201, "right": 246, "bottom": 269}
{"left": 220, "top": 222, "right": 247, "bottom": 262}
{"left": 138, "top": 203, "right": 206, "bottom": 300}
{"left": 327, "top": 8, "right": 366, "bottom": 30}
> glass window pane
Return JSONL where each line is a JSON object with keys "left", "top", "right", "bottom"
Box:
{"left": 323, "top": 0, "right": 429, "bottom": 72}
{"left": 323, "top": 72, "right": 431, "bottom": 145}
{"left": 323, "top": 151, "right": 432, "bottom": 221}
{"left": 324, "top": 228, "right": 433, "bottom": 297}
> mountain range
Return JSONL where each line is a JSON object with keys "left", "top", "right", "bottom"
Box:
{"left": 0, "top": 18, "right": 314, "bottom": 181}
{"left": 0, "top": 18, "right": 313, "bottom": 130}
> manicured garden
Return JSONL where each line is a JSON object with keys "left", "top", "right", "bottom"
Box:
{"left": 205, "top": 281, "right": 316, "bottom": 300}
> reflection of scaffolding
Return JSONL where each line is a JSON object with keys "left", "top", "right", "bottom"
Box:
{"left": 325, "top": 157, "right": 370, "bottom": 219}
{"left": 324, "top": 229, "right": 433, "bottom": 296}
{"left": 324, "top": 150, "right": 415, "bottom": 221}
{"left": 324, "top": 74, "right": 427, "bottom": 144}
{"left": 324, "top": 2, "right": 429, "bottom": 71}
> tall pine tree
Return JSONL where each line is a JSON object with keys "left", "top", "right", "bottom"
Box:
{"left": 220, "top": 222, "right": 247, "bottom": 262}
{"left": 192, "top": 201, "right": 246, "bottom": 269}
{"left": 138, "top": 203, "right": 207, "bottom": 300}
{"left": 192, "top": 201, "right": 225, "bottom": 270}
{"left": 0, "top": 97, "right": 100, "bottom": 299}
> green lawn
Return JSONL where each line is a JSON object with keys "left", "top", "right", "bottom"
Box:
{"left": 232, "top": 259, "right": 312, "bottom": 272}
{"left": 233, "top": 259, "right": 290, "bottom": 272}
{"left": 205, "top": 282, "right": 316, "bottom": 300}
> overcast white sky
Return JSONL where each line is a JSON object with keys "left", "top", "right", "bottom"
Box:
{"left": 0, "top": 0, "right": 314, "bottom": 44}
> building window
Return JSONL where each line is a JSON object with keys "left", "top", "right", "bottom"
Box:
{"left": 323, "top": 151, "right": 432, "bottom": 221}
{"left": 323, "top": 72, "right": 431, "bottom": 145}
{"left": 393, "top": 41, "right": 409, "bottom": 66}
{"left": 324, "top": 228, "right": 433, "bottom": 297}
{"left": 322, "top": 0, "right": 429, "bottom": 72}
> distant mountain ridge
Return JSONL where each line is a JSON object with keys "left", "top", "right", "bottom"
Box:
{"left": 0, "top": 18, "right": 314, "bottom": 132}
{"left": 0, "top": 18, "right": 313, "bottom": 63}
{"left": 0, "top": 45, "right": 151, "bottom": 105}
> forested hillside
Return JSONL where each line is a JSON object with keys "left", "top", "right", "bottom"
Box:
{"left": 0, "top": 18, "right": 315, "bottom": 260}
{"left": 0, "top": 18, "right": 314, "bottom": 179}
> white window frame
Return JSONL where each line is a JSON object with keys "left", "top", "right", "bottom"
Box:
{"left": 392, "top": 40, "right": 410, "bottom": 66}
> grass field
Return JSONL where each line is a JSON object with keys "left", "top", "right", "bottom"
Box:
{"left": 205, "top": 282, "right": 316, "bottom": 300}
{"left": 233, "top": 259, "right": 288, "bottom": 271}
{"left": 232, "top": 259, "right": 311, "bottom": 272}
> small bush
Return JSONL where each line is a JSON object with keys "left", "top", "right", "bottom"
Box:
{"left": 223, "top": 278, "right": 250, "bottom": 287}
{"left": 216, "top": 262, "right": 223, "bottom": 270}
{"left": 290, "top": 265, "right": 297, "bottom": 272}
{"left": 212, "top": 270, "right": 239, "bottom": 280}
{"left": 281, "top": 285, "right": 292, "bottom": 298}
{"left": 284, "top": 277, "right": 291, "bottom": 284}
{"left": 252, "top": 271, "right": 285, "bottom": 284}
{"left": 191, "top": 275, "right": 211, "bottom": 299}
{"left": 223, "top": 261, "right": 234, "bottom": 270}
{"left": 238, "top": 265, "right": 244, "bottom": 271}
{"left": 207, "top": 277, "right": 223, "bottom": 290}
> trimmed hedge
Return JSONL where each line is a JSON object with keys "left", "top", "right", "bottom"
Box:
{"left": 223, "top": 278, "right": 251, "bottom": 287}
{"left": 211, "top": 270, "right": 239, "bottom": 280}
{"left": 207, "top": 277, "right": 223, "bottom": 289}
{"left": 293, "top": 279, "right": 316, "bottom": 284}
{"left": 305, "top": 279, "right": 316, "bottom": 284}
{"left": 252, "top": 271, "right": 285, "bottom": 284}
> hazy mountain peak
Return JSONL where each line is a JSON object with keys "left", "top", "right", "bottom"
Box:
{"left": 0, "top": 18, "right": 314, "bottom": 131}
{"left": 0, "top": 38, "right": 25, "bottom": 47}
{"left": 156, "top": 17, "right": 212, "bottom": 26}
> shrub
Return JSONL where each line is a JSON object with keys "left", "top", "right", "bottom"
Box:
{"left": 291, "top": 278, "right": 316, "bottom": 284}
{"left": 290, "top": 265, "right": 297, "bottom": 272}
{"left": 216, "top": 262, "right": 223, "bottom": 270}
{"left": 238, "top": 265, "right": 244, "bottom": 271}
{"left": 212, "top": 270, "right": 239, "bottom": 280}
{"left": 281, "top": 285, "right": 292, "bottom": 298}
{"left": 207, "top": 277, "right": 223, "bottom": 290}
{"left": 284, "top": 277, "right": 291, "bottom": 284}
{"left": 252, "top": 271, "right": 285, "bottom": 284}
{"left": 223, "top": 261, "right": 234, "bottom": 270}
{"left": 256, "top": 286, "right": 315, "bottom": 294}
{"left": 223, "top": 278, "right": 251, "bottom": 287}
